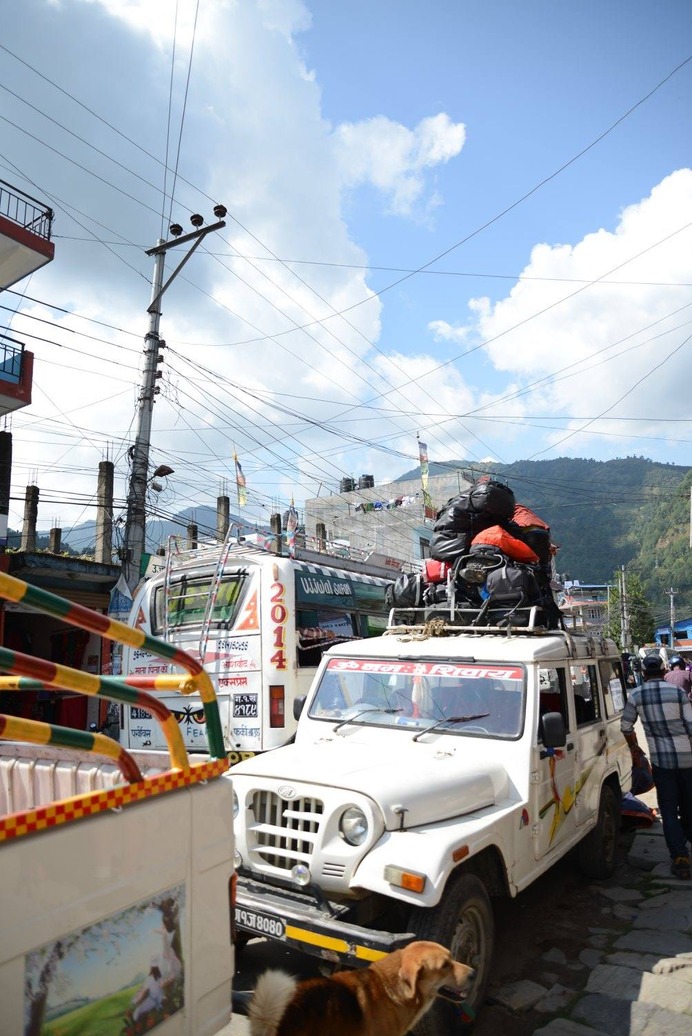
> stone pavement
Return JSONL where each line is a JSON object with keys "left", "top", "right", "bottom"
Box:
{"left": 529, "top": 821, "right": 692, "bottom": 1036}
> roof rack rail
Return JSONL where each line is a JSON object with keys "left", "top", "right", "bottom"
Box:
{"left": 384, "top": 607, "right": 608, "bottom": 657}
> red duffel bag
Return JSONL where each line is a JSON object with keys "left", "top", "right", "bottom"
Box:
{"left": 470, "top": 525, "right": 540, "bottom": 564}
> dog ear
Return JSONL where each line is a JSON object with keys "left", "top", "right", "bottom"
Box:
{"left": 397, "top": 955, "right": 423, "bottom": 999}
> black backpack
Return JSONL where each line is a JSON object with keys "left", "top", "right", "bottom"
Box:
{"left": 468, "top": 478, "right": 515, "bottom": 520}
{"left": 385, "top": 572, "right": 423, "bottom": 609}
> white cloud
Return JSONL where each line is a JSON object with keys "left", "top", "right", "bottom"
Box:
{"left": 428, "top": 319, "right": 470, "bottom": 343}
{"left": 454, "top": 170, "right": 692, "bottom": 451}
{"left": 334, "top": 113, "right": 466, "bottom": 216}
{"left": 6, "top": 0, "right": 471, "bottom": 533}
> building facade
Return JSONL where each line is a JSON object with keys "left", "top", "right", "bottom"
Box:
{"left": 305, "top": 469, "right": 475, "bottom": 566}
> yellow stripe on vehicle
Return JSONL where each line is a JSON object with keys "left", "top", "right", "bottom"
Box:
{"left": 354, "top": 945, "right": 388, "bottom": 962}
{"left": 285, "top": 925, "right": 348, "bottom": 953}
{"left": 284, "top": 924, "right": 388, "bottom": 961}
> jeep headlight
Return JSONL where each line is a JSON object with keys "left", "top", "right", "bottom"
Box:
{"left": 339, "top": 806, "right": 368, "bottom": 846}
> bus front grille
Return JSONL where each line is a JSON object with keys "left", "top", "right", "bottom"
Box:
{"left": 249, "top": 790, "right": 324, "bottom": 872}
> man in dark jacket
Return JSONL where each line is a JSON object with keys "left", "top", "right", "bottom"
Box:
{"left": 621, "top": 654, "right": 692, "bottom": 880}
{"left": 665, "top": 655, "right": 692, "bottom": 701}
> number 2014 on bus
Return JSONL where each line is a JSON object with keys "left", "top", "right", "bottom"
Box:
{"left": 271, "top": 582, "right": 288, "bottom": 671}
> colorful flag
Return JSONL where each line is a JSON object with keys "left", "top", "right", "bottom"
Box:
{"left": 286, "top": 499, "right": 298, "bottom": 558}
{"left": 234, "top": 453, "right": 247, "bottom": 507}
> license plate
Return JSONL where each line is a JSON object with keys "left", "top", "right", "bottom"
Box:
{"left": 236, "top": 907, "right": 286, "bottom": 939}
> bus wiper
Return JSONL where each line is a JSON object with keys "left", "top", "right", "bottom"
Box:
{"left": 412, "top": 713, "right": 489, "bottom": 742}
{"left": 333, "top": 706, "right": 402, "bottom": 734}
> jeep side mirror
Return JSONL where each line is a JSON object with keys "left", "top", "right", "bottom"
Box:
{"left": 293, "top": 695, "right": 307, "bottom": 720}
{"left": 542, "top": 711, "right": 567, "bottom": 748}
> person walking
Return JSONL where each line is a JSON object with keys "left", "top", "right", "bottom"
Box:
{"left": 621, "top": 653, "right": 692, "bottom": 880}
{"left": 665, "top": 655, "right": 692, "bottom": 702}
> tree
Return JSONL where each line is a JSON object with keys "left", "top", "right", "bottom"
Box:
{"left": 603, "top": 571, "right": 655, "bottom": 650}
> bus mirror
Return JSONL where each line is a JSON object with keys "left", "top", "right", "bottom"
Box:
{"left": 293, "top": 695, "right": 307, "bottom": 720}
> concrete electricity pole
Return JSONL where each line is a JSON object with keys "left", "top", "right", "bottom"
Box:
{"left": 122, "top": 209, "right": 226, "bottom": 591}
{"left": 620, "top": 565, "right": 632, "bottom": 653}
{"left": 665, "top": 586, "right": 678, "bottom": 647}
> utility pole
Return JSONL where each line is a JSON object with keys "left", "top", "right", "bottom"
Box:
{"left": 620, "top": 565, "right": 631, "bottom": 653}
{"left": 122, "top": 208, "right": 227, "bottom": 591}
{"left": 665, "top": 586, "right": 678, "bottom": 647}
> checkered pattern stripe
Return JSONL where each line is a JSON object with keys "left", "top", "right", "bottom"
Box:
{"left": 0, "top": 757, "right": 229, "bottom": 843}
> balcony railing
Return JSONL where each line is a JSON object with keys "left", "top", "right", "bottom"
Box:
{"left": 0, "top": 179, "right": 53, "bottom": 241}
{"left": 0, "top": 336, "right": 24, "bottom": 385}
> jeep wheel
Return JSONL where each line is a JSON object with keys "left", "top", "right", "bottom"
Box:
{"left": 578, "top": 784, "right": 620, "bottom": 879}
{"left": 408, "top": 871, "right": 494, "bottom": 1035}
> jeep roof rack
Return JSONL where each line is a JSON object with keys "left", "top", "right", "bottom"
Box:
{"left": 385, "top": 607, "right": 610, "bottom": 659}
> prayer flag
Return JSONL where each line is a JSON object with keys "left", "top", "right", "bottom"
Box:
{"left": 286, "top": 499, "right": 298, "bottom": 558}
{"left": 234, "top": 453, "right": 247, "bottom": 507}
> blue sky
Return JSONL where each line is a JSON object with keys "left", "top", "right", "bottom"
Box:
{"left": 2, "top": 0, "right": 691, "bottom": 536}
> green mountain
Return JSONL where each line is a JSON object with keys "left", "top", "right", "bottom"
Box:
{"left": 397, "top": 456, "right": 691, "bottom": 625}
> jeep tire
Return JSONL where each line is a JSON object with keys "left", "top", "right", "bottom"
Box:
{"left": 578, "top": 784, "right": 620, "bottom": 879}
{"left": 408, "top": 871, "right": 494, "bottom": 1035}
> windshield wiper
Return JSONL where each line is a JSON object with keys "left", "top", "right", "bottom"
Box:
{"left": 412, "top": 713, "right": 490, "bottom": 742}
{"left": 333, "top": 706, "right": 402, "bottom": 734}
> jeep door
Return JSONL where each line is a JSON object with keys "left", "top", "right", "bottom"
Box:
{"left": 533, "top": 665, "right": 578, "bottom": 860}
{"left": 570, "top": 663, "right": 608, "bottom": 828}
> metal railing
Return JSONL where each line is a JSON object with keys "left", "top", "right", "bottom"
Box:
{"left": 0, "top": 179, "right": 53, "bottom": 241}
{"left": 0, "top": 335, "right": 24, "bottom": 385}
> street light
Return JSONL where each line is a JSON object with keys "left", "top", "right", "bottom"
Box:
{"left": 122, "top": 211, "right": 226, "bottom": 591}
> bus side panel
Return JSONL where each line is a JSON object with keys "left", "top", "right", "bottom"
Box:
{"left": 255, "top": 559, "right": 298, "bottom": 752}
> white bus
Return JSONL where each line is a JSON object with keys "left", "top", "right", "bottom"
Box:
{"left": 121, "top": 541, "right": 400, "bottom": 760}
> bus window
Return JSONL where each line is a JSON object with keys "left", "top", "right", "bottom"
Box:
{"left": 297, "top": 609, "right": 356, "bottom": 668}
{"left": 359, "top": 613, "right": 388, "bottom": 637}
{"left": 153, "top": 574, "right": 247, "bottom": 633}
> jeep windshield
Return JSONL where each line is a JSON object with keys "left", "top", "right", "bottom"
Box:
{"left": 309, "top": 658, "right": 526, "bottom": 739}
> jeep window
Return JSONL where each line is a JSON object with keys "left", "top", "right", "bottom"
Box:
{"left": 598, "top": 659, "right": 627, "bottom": 717}
{"left": 538, "top": 666, "right": 570, "bottom": 741}
{"left": 570, "top": 664, "right": 601, "bottom": 726}
{"left": 310, "top": 659, "right": 525, "bottom": 738}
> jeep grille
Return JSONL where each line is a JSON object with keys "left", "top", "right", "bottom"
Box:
{"left": 249, "top": 790, "right": 324, "bottom": 872}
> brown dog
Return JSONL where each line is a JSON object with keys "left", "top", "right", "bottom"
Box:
{"left": 247, "top": 939, "right": 474, "bottom": 1036}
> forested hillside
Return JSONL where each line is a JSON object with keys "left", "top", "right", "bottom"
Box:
{"left": 398, "top": 456, "right": 691, "bottom": 622}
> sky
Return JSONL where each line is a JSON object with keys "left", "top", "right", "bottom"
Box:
{"left": 2, "top": 0, "right": 691, "bottom": 542}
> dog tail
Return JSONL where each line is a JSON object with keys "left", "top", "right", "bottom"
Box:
{"left": 247, "top": 970, "right": 297, "bottom": 1036}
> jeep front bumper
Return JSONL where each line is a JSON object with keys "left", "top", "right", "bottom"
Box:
{"left": 235, "top": 874, "right": 414, "bottom": 966}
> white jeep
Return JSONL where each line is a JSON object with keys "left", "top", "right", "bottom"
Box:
{"left": 231, "top": 620, "right": 631, "bottom": 1033}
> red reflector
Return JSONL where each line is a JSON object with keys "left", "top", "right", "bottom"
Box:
{"left": 270, "top": 685, "right": 285, "bottom": 728}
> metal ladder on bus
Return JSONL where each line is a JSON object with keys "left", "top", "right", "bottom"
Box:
{"left": 161, "top": 536, "right": 220, "bottom": 656}
{"left": 198, "top": 523, "right": 239, "bottom": 664}
{"left": 162, "top": 534, "right": 182, "bottom": 644}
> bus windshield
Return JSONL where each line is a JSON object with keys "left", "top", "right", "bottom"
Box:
{"left": 309, "top": 658, "right": 525, "bottom": 738}
{"left": 153, "top": 574, "right": 248, "bottom": 632}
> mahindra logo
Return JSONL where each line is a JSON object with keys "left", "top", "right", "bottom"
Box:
{"left": 278, "top": 785, "right": 297, "bottom": 799}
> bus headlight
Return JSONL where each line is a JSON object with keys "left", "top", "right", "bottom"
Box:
{"left": 339, "top": 806, "right": 368, "bottom": 846}
{"left": 233, "top": 791, "right": 239, "bottom": 819}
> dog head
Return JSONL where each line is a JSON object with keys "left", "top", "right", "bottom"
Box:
{"left": 392, "top": 940, "right": 475, "bottom": 1005}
